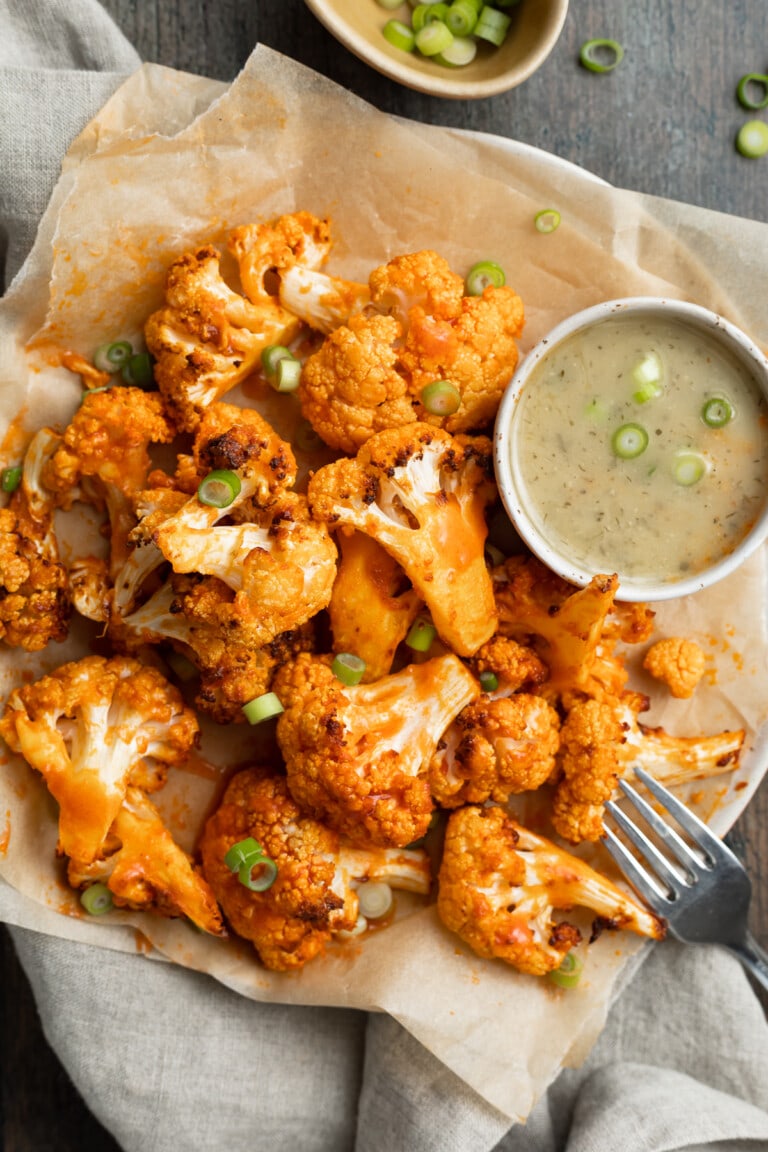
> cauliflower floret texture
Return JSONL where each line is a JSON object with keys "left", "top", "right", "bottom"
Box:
{"left": 643, "top": 636, "right": 706, "bottom": 699}
{"left": 437, "top": 804, "right": 665, "bottom": 976}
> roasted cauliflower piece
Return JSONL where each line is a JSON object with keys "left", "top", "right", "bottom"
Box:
{"left": 429, "top": 693, "right": 560, "bottom": 808}
{"left": 437, "top": 804, "right": 665, "bottom": 976}
{"left": 299, "top": 249, "right": 524, "bottom": 453}
{"left": 69, "top": 787, "right": 224, "bottom": 935}
{"left": 273, "top": 651, "right": 479, "bottom": 847}
{"left": 0, "top": 428, "right": 69, "bottom": 651}
{"left": 551, "top": 690, "right": 745, "bottom": 844}
{"left": 643, "top": 636, "right": 707, "bottom": 699}
{"left": 200, "top": 767, "right": 430, "bottom": 971}
{"left": 309, "top": 424, "right": 497, "bottom": 657}
{"left": 0, "top": 655, "right": 199, "bottom": 863}
{"left": 468, "top": 634, "right": 549, "bottom": 695}
{"left": 327, "top": 530, "right": 423, "bottom": 682}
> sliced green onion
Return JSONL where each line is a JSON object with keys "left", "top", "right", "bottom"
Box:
{"left": 474, "top": 5, "right": 511, "bottom": 45}
{"left": 332, "top": 652, "right": 367, "bottom": 686}
{"left": 406, "top": 617, "right": 437, "bottom": 652}
{"left": 534, "top": 209, "right": 561, "bottom": 234}
{"left": 120, "top": 352, "right": 154, "bottom": 388}
{"left": 356, "top": 881, "right": 394, "bottom": 920}
{"left": 224, "top": 837, "right": 265, "bottom": 872}
{"left": 420, "top": 379, "right": 461, "bottom": 416}
{"left": 165, "top": 650, "right": 199, "bottom": 682}
{"left": 261, "top": 344, "right": 294, "bottom": 377}
{"left": 579, "top": 38, "right": 624, "bottom": 73}
{"left": 736, "top": 119, "right": 768, "bottom": 158}
{"left": 701, "top": 396, "right": 735, "bottom": 428}
{"left": 411, "top": 3, "right": 431, "bottom": 31}
{"left": 736, "top": 73, "right": 768, "bottom": 111}
{"left": 672, "top": 451, "right": 707, "bottom": 486}
{"left": 422, "top": 1, "right": 450, "bottom": 21}
{"left": 1, "top": 466, "right": 22, "bottom": 494}
{"left": 197, "top": 469, "right": 241, "bottom": 508}
{"left": 631, "top": 351, "right": 663, "bottom": 403}
{"left": 242, "top": 691, "right": 284, "bottom": 724}
{"left": 383, "top": 18, "right": 416, "bottom": 51}
{"left": 445, "top": 0, "right": 478, "bottom": 36}
{"left": 238, "top": 856, "right": 278, "bottom": 892}
{"left": 611, "top": 423, "right": 649, "bottom": 459}
{"left": 479, "top": 670, "right": 499, "bottom": 692}
{"left": 465, "top": 260, "right": 506, "bottom": 295}
{"left": 93, "top": 340, "right": 133, "bottom": 373}
{"left": 547, "top": 950, "right": 583, "bottom": 989}
{"left": 295, "top": 419, "right": 325, "bottom": 453}
{"left": 80, "top": 883, "right": 114, "bottom": 916}
{"left": 271, "top": 357, "right": 302, "bottom": 393}
{"left": 436, "top": 35, "right": 477, "bottom": 66}
{"left": 415, "top": 20, "right": 453, "bottom": 55}
{"left": 335, "top": 913, "right": 369, "bottom": 939}
{"left": 584, "top": 397, "right": 609, "bottom": 422}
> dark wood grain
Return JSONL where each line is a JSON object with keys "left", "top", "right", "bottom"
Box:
{"left": 3, "top": 1, "right": 768, "bottom": 1149}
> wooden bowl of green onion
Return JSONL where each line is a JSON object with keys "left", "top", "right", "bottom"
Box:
{"left": 304, "top": 0, "right": 568, "bottom": 99}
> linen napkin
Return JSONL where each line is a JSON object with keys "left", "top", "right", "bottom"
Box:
{"left": 1, "top": 3, "right": 768, "bottom": 1149}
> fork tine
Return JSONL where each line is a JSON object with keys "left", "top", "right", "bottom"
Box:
{"left": 632, "top": 766, "right": 730, "bottom": 862}
{"left": 605, "top": 796, "right": 689, "bottom": 895}
{"left": 602, "top": 823, "right": 670, "bottom": 905}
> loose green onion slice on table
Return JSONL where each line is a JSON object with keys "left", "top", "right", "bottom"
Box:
{"left": 197, "top": 469, "right": 241, "bottom": 508}
{"left": 701, "top": 396, "right": 735, "bottom": 427}
{"left": 80, "top": 883, "right": 114, "bottom": 916}
{"left": 383, "top": 18, "right": 416, "bottom": 51}
{"left": 736, "top": 119, "right": 768, "bottom": 158}
{"left": 479, "top": 670, "right": 499, "bottom": 692}
{"left": 332, "top": 652, "right": 367, "bottom": 686}
{"left": 473, "top": 5, "right": 510, "bottom": 45}
{"left": 672, "top": 451, "right": 707, "bottom": 486}
{"left": 406, "top": 617, "right": 437, "bottom": 652}
{"left": 0, "top": 466, "right": 22, "bottom": 493}
{"left": 121, "top": 352, "right": 154, "bottom": 388}
{"left": 579, "top": 38, "right": 624, "bottom": 73}
{"left": 94, "top": 340, "right": 133, "bottom": 373}
{"left": 264, "top": 353, "right": 302, "bottom": 393}
{"left": 415, "top": 20, "right": 454, "bottom": 55}
{"left": 224, "top": 837, "right": 266, "bottom": 872}
{"left": 242, "top": 691, "right": 284, "bottom": 724}
{"left": 547, "top": 950, "right": 583, "bottom": 989}
{"left": 356, "top": 881, "right": 394, "bottom": 920}
{"left": 465, "top": 260, "right": 506, "bottom": 295}
{"left": 736, "top": 73, "right": 768, "bottom": 111}
{"left": 611, "top": 423, "right": 649, "bottom": 459}
{"left": 420, "top": 379, "right": 461, "bottom": 416}
{"left": 534, "top": 209, "right": 561, "bottom": 234}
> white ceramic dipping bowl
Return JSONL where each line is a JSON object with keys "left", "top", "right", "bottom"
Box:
{"left": 494, "top": 297, "right": 768, "bottom": 602}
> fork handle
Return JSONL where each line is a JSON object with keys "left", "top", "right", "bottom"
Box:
{"left": 727, "top": 932, "right": 768, "bottom": 992}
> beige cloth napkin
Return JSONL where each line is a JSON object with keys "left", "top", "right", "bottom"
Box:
{"left": 1, "top": 3, "right": 768, "bottom": 1149}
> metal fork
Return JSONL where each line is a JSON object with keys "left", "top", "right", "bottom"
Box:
{"left": 602, "top": 765, "right": 768, "bottom": 991}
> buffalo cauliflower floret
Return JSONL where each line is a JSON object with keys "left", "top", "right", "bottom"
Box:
{"left": 200, "top": 767, "right": 430, "bottom": 970}
{"left": 309, "top": 424, "right": 497, "bottom": 657}
{"left": 0, "top": 655, "right": 199, "bottom": 863}
{"left": 0, "top": 428, "right": 69, "bottom": 651}
{"left": 274, "top": 651, "right": 479, "bottom": 847}
{"left": 468, "top": 634, "right": 549, "bottom": 695}
{"left": 437, "top": 804, "right": 665, "bottom": 976}
{"left": 327, "top": 530, "right": 423, "bottom": 682}
{"left": 69, "top": 787, "right": 223, "bottom": 935}
{"left": 429, "top": 694, "right": 560, "bottom": 808}
{"left": 552, "top": 691, "right": 745, "bottom": 844}
{"left": 643, "top": 636, "right": 706, "bottom": 699}
{"left": 299, "top": 250, "right": 524, "bottom": 453}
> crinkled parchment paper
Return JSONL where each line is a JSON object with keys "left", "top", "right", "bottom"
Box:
{"left": 1, "top": 46, "right": 768, "bottom": 1122}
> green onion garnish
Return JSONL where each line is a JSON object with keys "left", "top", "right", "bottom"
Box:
{"left": 473, "top": 4, "right": 510, "bottom": 45}
{"left": 534, "top": 209, "right": 561, "bottom": 234}
{"left": 701, "top": 397, "right": 735, "bottom": 428}
{"left": 736, "top": 74, "right": 768, "bottom": 111}
{"left": 121, "top": 352, "right": 154, "bottom": 388}
{"left": 584, "top": 397, "right": 609, "bottom": 422}
{"left": 415, "top": 20, "right": 454, "bottom": 55}
{"left": 273, "top": 357, "right": 302, "bottom": 393}
{"left": 224, "top": 837, "right": 265, "bottom": 872}
{"left": 445, "top": 0, "right": 478, "bottom": 37}
{"left": 261, "top": 344, "right": 294, "bottom": 377}
{"left": 672, "top": 451, "right": 707, "bottom": 486}
{"left": 242, "top": 691, "right": 284, "bottom": 724}
{"left": 383, "top": 18, "right": 416, "bottom": 51}
{"left": 420, "top": 380, "right": 461, "bottom": 416}
{"left": 579, "top": 38, "right": 624, "bottom": 73}
{"left": 356, "top": 881, "right": 394, "bottom": 920}
{"left": 406, "top": 617, "right": 437, "bottom": 652}
{"left": 197, "top": 469, "right": 241, "bottom": 508}
{"left": 611, "top": 423, "right": 649, "bottom": 459}
{"left": 1, "top": 466, "right": 22, "bottom": 494}
{"left": 736, "top": 119, "right": 768, "bottom": 158}
{"left": 80, "top": 883, "right": 114, "bottom": 916}
{"left": 465, "top": 260, "right": 506, "bottom": 295}
{"left": 436, "top": 35, "right": 477, "bottom": 67}
{"left": 238, "top": 857, "right": 278, "bottom": 892}
{"left": 93, "top": 340, "right": 133, "bottom": 373}
{"left": 331, "top": 652, "right": 367, "bottom": 686}
{"left": 479, "top": 670, "right": 499, "bottom": 692}
{"left": 547, "top": 950, "right": 583, "bottom": 989}
{"left": 631, "top": 352, "right": 663, "bottom": 403}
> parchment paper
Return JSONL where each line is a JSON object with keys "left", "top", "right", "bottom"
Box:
{"left": 1, "top": 46, "right": 767, "bottom": 1122}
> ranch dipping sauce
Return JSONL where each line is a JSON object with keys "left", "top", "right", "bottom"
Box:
{"left": 508, "top": 310, "right": 768, "bottom": 587}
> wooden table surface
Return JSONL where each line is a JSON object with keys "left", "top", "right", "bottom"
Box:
{"left": 2, "top": 2, "right": 768, "bottom": 1149}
